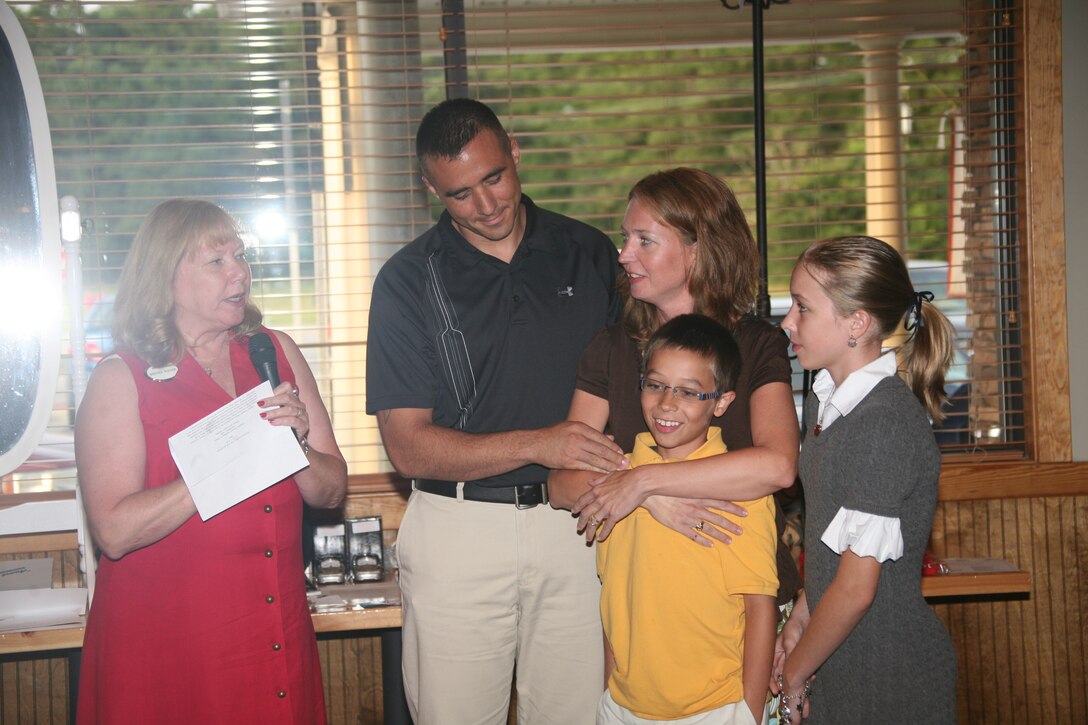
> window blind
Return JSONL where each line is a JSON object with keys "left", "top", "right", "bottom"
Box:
{"left": 5, "top": 0, "right": 1025, "bottom": 494}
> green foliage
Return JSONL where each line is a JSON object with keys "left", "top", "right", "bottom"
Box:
{"left": 455, "top": 38, "right": 960, "bottom": 293}
{"left": 16, "top": 1, "right": 313, "bottom": 279}
{"left": 14, "top": 2, "right": 964, "bottom": 296}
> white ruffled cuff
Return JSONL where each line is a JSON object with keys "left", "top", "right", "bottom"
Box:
{"left": 820, "top": 507, "right": 904, "bottom": 562}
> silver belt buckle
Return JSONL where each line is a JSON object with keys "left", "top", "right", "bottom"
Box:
{"left": 514, "top": 483, "right": 548, "bottom": 510}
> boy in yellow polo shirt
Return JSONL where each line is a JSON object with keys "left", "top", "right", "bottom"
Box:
{"left": 596, "top": 314, "right": 778, "bottom": 725}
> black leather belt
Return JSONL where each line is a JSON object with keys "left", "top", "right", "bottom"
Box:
{"left": 415, "top": 479, "right": 549, "bottom": 509}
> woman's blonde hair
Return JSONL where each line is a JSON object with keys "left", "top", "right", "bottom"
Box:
{"left": 111, "top": 199, "right": 262, "bottom": 366}
{"left": 621, "top": 168, "right": 759, "bottom": 344}
{"left": 797, "top": 235, "right": 956, "bottom": 423}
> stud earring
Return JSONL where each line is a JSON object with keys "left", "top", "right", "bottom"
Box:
{"left": 848, "top": 335, "right": 858, "bottom": 348}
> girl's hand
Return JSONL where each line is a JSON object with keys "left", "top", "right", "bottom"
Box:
{"left": 259, "top": 381, "right": 309, "bottom": 441}
{"left": 771, "top": 610, "right": 806, "bottom": 691}
{"left": 642, "top": 495, "right": 745, "bottom": 547}
{"left": 774, "top": 671, "right": 814, "bottom": 723}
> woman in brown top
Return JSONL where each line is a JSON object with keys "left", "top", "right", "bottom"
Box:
{"left": 548, "top": 167, "right": 802, "bottom": 605}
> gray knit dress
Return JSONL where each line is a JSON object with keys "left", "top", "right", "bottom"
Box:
{"left": 798, "top": 375, "right": 956, "bottom": 724}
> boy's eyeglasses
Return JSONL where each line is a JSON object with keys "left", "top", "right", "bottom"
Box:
{"left": 639, "top": 377, "right": 721, "bottom": 402}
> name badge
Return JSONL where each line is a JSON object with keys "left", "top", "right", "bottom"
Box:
{"left": 146, "top": 364, "right": 179, "bottom": 382}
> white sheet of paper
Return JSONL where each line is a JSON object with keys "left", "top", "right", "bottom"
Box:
{"left": 0, "top": 499, "right": 79, "bottom": 536}
{"left": 0, "top": 587, "right": 87, "bottom": 632}
{"left": 0, "top": 558, "right": 53, "bottom": 591}
{"left": 168, "top": 381, "right": 308, "bottom": 521}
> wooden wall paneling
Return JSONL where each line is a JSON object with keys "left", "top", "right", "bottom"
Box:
{"left": 318, "top": 633, "right": 384, "bottom": 724}
{"left": 1033, "top": 497, "right": 1057, "bottom": 721}
{"left": 930, "top": 496, "right": 1088, "bottom": 723}
{"left": 971, "top": 501, "right": 992, "bottom": 719}
{"left": 0, "top": 656, "right": 64, "bottom": 725}
{"left": 18, "top": 658, "right": 37, "bottom": 722}
{"left": 957, "top": 502, "right": 982, "bottom": 713}
{"left": 973, "top": 504, "right": 994, "bottom": 717}
{"left": 1072, "top": 496, "right": 1088, "bottom": 715}
{"left": 990, "top": 500, "right": 1016, "bottom": 720}
{"left": 1035, "top": 495, "right": 1081, "bottom": 724}
{"left": 43, "top": 656, "right": 64, "bottom": 723}
{"left": 1018, "top": 497, "right": 1044, "bottom": 720}
{"left": 320, "top": 635, "right": 344, "bottom": 723}
{"left": 0, "top": 661, "right": 14, "bottom": 723}
{"left": 1043, "top": 497, "right": 1070, "bottom": 710}
{"left": 1001, "top": 498, "right": 1030, "bottom": 724}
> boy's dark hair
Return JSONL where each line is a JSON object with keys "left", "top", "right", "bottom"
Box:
{"left": 642, "top": 314, "right": 741, "bottom": 394}
{"left": 416, "top": 98, "right": 511, "bottom": 166}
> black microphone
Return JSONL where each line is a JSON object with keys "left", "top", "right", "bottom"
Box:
{"left": 249, "top": 331, "right": 280, "bottom": 388}
{"left": 250, "top": 331, "right": 305, "bottom": 448}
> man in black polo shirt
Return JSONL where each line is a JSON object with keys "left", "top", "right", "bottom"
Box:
{"left": 366, "top": 98, "right": 625, "bottom": 724}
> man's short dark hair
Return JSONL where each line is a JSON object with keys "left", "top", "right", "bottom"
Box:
{"left": 642, "top": 314, "right": 742, "bottom": 394}
{"left": 416, "top": 98, "right": 511, "bottom": 165}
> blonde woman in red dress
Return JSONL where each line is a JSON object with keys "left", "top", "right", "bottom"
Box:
{"left": 75, "top": 199, "right": 346, "bottom": 724}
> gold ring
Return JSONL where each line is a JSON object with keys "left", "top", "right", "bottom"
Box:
{"left": 588, "top": 518, "right": 599, "bottom": 528}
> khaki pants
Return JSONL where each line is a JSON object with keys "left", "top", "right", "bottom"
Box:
{"left": 397, "top": 487, "right": 603, "bottom": 725}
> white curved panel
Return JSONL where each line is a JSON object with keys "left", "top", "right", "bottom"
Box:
{"left": 0, "top": 1, "right": 62, "bottom": 477}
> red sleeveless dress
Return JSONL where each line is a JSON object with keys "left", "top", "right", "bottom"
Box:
{"left": 77, "top": 330, "right": 326, "bottom": 724}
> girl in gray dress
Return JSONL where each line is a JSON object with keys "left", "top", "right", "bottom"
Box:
{"left": 771, "top": 236, "right": 958, "bottom": 725}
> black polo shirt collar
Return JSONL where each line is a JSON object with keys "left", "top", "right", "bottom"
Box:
{"left": 435, "top": 195, "right": 558, "bottom": 267}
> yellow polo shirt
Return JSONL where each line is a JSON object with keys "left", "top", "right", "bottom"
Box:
{"left": 597, "top": 427, "right": 779, "bottom": 719}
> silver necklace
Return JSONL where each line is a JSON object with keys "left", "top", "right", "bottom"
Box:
{"left": 188, "top": 340, "right": 227, "bottom": 377}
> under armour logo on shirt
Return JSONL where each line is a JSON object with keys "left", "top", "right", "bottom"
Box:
{"left": 557, "top": 286, "right": 574, "bottom": 296}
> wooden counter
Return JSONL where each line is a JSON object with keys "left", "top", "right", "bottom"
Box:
{"left": 921, "top": 557, "right": 1030, "bottom": 599}
{"left": 1, "top": 561, "right": 1027, "bottom": 653}
{"left": 0, "top": 623, "right": 85, "bottom": 655}
{"left": 312, "top": 605, "right": 402, "bottom": 633}
{"left": 0, "top": 604, "right": 405, "bottom": 656}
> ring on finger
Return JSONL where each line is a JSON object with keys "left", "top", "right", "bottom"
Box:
{"left": 694, "top": 521, "right": 704, "bottom": 531}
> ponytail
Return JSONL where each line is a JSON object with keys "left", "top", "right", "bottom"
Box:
{"left": 900, "top": 297, "right": 956, "bottom": 424}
